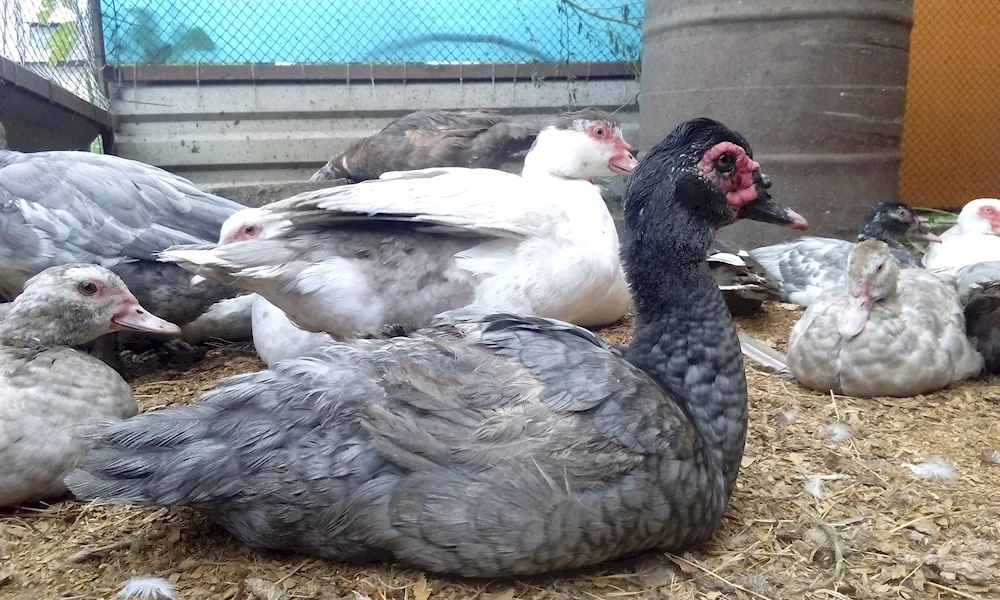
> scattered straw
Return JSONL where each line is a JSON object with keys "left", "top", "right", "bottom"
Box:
{"left": 0, "top": 305, "right": 997, "bottom": 599}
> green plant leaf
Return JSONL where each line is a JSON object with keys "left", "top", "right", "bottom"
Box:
{"left": 35, "top": 0, "right": 55, "bottom": 25}
{"left": 37, "top": 0, "right": 79, "bottom": 25}
{"left": 175, "top": 27, "right": 215, "bottom": 52}
{"left": 47, "top": 21, "right": 78, "bottom": 64}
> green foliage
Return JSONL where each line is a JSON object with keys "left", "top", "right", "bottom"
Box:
{"left": 36, "top": 0, "right": 82, "bottom": 64}
{"left": 46, "top": 22, "right": 78, "bottom": 64}
{"left": 125, "top": 6, "right": 216, "bottom": 64}
{"left": 553, "top": 0, "right": 642, "bottom": 80}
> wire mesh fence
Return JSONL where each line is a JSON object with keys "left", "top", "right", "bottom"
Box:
{"left": 898, "top": 0, "right": 1000, "bottom": 210}
{"left": 99, "top": 0, "right": 643, "bottom": 66}
{"left": 0, "top": 0, "right": 108, "bottom": 108}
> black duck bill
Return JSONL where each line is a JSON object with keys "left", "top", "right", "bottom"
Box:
{"left": 737, "top": 172, "right": 809, "bottom": 230}
{"left": 909, "top": 217, "right": 941, "bottom": 242}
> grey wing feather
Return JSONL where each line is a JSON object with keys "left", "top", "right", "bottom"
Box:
{"left": 737, "top": 331, "right": 790, "bottom": 376}
{"left": 749, "top": 237, "right": 854, "bottom": 304}
{"left": 953, "top": 261, "right": 1000, "bottom": 305}
{"left": 0, "top": 151, "right": 241, "bottom": 260}
{"left": 310, "top": 110, "right": 538, "bottom": 183}
{"left": 707, "top": 240, "right": 781, "bottom": 314}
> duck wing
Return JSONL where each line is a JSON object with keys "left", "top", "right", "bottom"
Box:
{"left": 951, "top": 261, "right": 1000, "bottom": 305}
{"left": 0, "top": 151, "right": 240, "bottom": 259}
{"left": 707, "top": 240, "right": 781, "bottom": 315}
{"left": 67, "top": 310, "right": 707, "bottom": 576}
{"left": 0, "top": 151, "right": 243, "bottom": 313}
{"left": 271, "top": 168, "right": 565, "bottom": 240}
{"left": 749, "top": 237, "right": 853, "bottom": 307}
{"left": 963, "top": 280, "right": 1000, "bottom": 373}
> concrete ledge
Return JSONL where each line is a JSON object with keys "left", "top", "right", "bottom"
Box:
{"left": 205, "top": 179, "right": 351, "bottom": 208}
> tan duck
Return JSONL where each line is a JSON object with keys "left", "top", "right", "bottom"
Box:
{"left": 0, "top": 264, "right": 178, "bottom": 507}
{"left": 788, "top": 239, "right": 983, "bottom": 397}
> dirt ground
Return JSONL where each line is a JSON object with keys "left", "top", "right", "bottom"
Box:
{"left": 1, "top": 303, "right": 998, "bottom": 600}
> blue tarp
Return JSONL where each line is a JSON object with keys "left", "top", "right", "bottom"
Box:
{"left": 101, "top": 0, "right": 643, "bottom": 65}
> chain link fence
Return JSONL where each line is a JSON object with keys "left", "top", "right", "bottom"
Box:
{"left": 100, "top": 0, "right": 642, "bottom": 66}
{"left": 1, "top": 0, "right": 108, "bottom": 108}
{"left": 898, "top": 0, "right": 999, "bottom": 210}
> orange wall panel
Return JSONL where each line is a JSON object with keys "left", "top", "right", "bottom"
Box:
{"left": 898, "top": 0, "right": 1000, "bottom": 209}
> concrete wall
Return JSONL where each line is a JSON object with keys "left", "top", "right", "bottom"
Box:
{"left": 0, "top": 57, "right": 111, "bottom": 151}
{"left": 108, "top": 76, "right": 640, "bottom": 187}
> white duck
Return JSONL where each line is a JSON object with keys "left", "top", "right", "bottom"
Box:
{"left": 922, "top": 198, "right": 1000, "bottom": 270}
{"left": 0, "top": 263, "right": 178, "bottom": 507}
{"left": 787, "top": 239, "right": 983, "bottom": 398}
{"left": 163, "top": 109, "right": 639, "bottom": 347}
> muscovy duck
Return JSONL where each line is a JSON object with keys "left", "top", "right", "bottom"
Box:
{"left": 68, "top": 117, "right": 805, "bottom": 576}
{"left": 0, "top": 264, "right": 177, "bottom": 507}
{"left": 787, "top": 239, "right": 982, "bottom": 397}
{"left": 922, "top": 198, "right": 1000, "bottom": 270}
{"left": 164, "top": 109, "right": 641, "bottom": 341}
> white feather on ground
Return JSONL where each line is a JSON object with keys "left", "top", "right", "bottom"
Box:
{"left": 118, "top": 576, "right": 176, "bottom": 600}
{"left": 827, "top": 422, "right": 856, "bottom": 443}
{"left": 737, "top": 331, "right": 790, "bottom": 375}
{"left": 782, "top": 410, "right": 799, "bottom": 423}
{"left": 804, "top": 475, "right": 825, "bottom": 499}
{"left": 903, "top": 457, "right": 956, "bottom": 482}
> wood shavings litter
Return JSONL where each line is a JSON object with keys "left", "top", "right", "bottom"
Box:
{"left": 0, "top": 304, "right": 997, "bottom": 600}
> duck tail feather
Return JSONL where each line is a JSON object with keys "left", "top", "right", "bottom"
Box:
{"left": 65, "top": 406, "right": 238, "bottom": 507}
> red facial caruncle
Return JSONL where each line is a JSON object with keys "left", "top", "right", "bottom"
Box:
{"left": 588, "top": 121, "right": 638, "bottom": 174}
{"left": 696, "top": 141, "right": 760, "bottom": 209}
{"left": 978, "top": 204, "right": 1000, "bottom": 233}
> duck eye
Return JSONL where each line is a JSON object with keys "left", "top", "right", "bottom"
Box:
{"left": 875, "top": 264, "right": 884, "bottom": 273}
{"left": 245, "top": 225, "right": 257, "bottom": 235}
{"left": 593, "top": 126, "right": 606, "bottom": 138}
{"left": 715, "top": 153, "right": 735, "bottom": 172}
{"left": 78, "top": 281, "right": 98, "bottom": 296}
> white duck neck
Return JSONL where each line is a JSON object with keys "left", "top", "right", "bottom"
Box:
{"left": 520, "top": 128, "right": 592, "bottom": 180}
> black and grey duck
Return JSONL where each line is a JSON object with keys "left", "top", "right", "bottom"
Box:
{"left": 67, "top": 117, "right": 805, "bottom": 576}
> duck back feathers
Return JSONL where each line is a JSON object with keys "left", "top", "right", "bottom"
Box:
{"left": 310, "top": 109, "right": 539, "bottom": 183}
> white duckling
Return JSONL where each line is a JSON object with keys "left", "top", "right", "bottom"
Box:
{"left": 0, "top": 264, "right": 178, "bottom": 507}
{"left": 788, "top": 239, "right": 983, "bottom": 397}
{"left": 922, "top": 198, "right": 1000, "bottom": 270}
